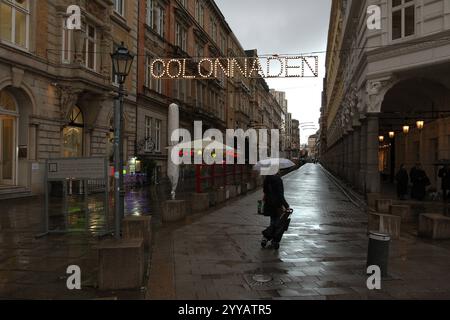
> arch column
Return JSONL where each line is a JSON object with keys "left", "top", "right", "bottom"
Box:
{"left": 347, "top": 129, "right": 354, "bottom": 184}
{"left": 352, "top": 125, "right": 361, "bottom": 187}
{"left": 342, "top": 135, "right": 347, "bottom": 180}
{"left": 359, "top": 118, "right": 367, "bottom": 193}
{"left": 366, "top": 113, "right": 380, "bottom": 194}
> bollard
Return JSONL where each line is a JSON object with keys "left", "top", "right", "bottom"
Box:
{"left": 366, "top": 232, "right": 390, "bottom": 277}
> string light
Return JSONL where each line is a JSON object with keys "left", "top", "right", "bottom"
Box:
{"left": 265, "top": 57, "right": 283, "bottom": 78}
{"left": 147, "top": 56, "right": 319, "bottom": 80}
{"left": 150, "top": 59, "right": 165, "bottom": 79}
{"left": 198, "top": 58, "right": 214, "bottom": 78}
{"left": 285, "top": 56, "right": 302, "bottom": 78}
{"left": 231, "top": 58, "right": 248, "bottom": 78}
{"left": 166, "top": 59, "right": 182, "bottom": 78}
{"left": 248, "top": 58, "right": 265, "bottom": 78}
{"left": 214, "top": 59, "right": 231, "bottom": 78}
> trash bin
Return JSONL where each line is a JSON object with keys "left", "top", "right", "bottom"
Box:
{"left": 366, "top": 232, "right": 390, "bottom": 277}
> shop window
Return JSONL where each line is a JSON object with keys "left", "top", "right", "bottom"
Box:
{"left": 63, "top": 106, "right": 84, "bottom": 158}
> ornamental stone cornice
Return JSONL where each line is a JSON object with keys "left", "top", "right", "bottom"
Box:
{"left": 367, "top": 30, "right": 450, "bottom": 63}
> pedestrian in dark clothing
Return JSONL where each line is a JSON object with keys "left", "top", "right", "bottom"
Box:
{"left": 395, "top": 164, "right": 409, "bottom": 200}
{"left": 410, "top": 163, "right": 430, "bottom": 201}
{"left": 438, "top": 165, "right": 450, "bottom": 201}
{"left": 261, "top": 173, "right": 290, "bottom": 249}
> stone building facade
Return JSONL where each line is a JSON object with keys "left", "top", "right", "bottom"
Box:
{"left": 0, "top": 0, "right": 287, "bottom": 196}
{"left": 134, "top": 0, "right": 284, "bottom": 182}
{"left": 320, "top": 0, "right": 450, "bottom": 196}
{"left": 291, "top": 119, "right": 300, "bottom": 159}
{"left": 270, "top": 89, "right": 289, "bottom": 158}
{"left": 0, "top": 0, "right": 138, "bottom": 195}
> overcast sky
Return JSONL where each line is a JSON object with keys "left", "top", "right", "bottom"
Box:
{"left": 215, "top": 0, "right": 332, "bottom": 144}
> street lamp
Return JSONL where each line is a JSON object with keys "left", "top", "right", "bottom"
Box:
{"left": 403, "top": 125, "right": 410, "bottom": 134}
{"left": 111, "top": 42, "right": 134, "bottom": 84}
{"left": 416, "top": 120, "right": 424, "bottom": 130}
{"left": 389, "top": 131, "right": 395, "bottom": 139}
{"left": 378, "top": 135, "right": 385, "bottom": 143}
{"left": 111, "top": 42, "right": 134, "bottom": 239}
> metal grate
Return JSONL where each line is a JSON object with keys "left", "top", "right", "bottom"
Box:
{"left": 244, "top": 274, "right": 285, "bottom": 288}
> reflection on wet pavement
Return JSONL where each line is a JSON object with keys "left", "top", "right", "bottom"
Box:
{"left": 148, "top": 164, "right": 450, "bottom": 300}
{"left": 0, "top": 188, "right": 156, "bottom": 299}
{"left": 3, "top": 164, "right": 450, "bottom": 300}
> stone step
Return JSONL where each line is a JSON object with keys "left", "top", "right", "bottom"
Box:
{"left": 0, "top": 186, "right": 33, "bottom": 200}
{"left": 419, "top": 213, "right": 450, "bottom": 240}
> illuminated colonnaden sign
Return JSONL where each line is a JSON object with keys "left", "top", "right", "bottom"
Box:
{"left": 150, "top": 56, "right": 319, "bottom": 80}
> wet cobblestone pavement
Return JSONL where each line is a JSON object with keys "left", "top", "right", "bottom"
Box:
{"left": 2, "top": 164, "right": 450, "bottom": 299}
{"left": 147, "top": 164, "right": 450, "bottom": 300}
{"left": 0, "top": 188, "right": 154, "bottom": 300}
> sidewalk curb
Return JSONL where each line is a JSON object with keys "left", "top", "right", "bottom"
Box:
{"left": 319, "top": 165, "right": 368, "bottom": 212}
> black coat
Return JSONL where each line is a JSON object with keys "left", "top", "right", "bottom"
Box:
{"left": 410, "top": 168, "right": 430, "bottom": 200}
{"left": 438, "top": 168, "right": 450, "bottom": 190}
{"left": 263, "top": 175, "right": 289, "bottom": 217}
{"left": 395, "top": 168, "right": 408, "bottom": 195}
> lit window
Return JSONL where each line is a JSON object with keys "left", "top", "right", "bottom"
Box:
{"left": 0, "top": 0, "right": 30, "bottom": 49}
{"left": 392, "top": 0, "right": 415, "bottom": 40}
{"left": 63, "top": 106, "right": 84, "bottom": 158}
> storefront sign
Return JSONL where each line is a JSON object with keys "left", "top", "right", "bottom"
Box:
{"left": 46, "top": 157, "right": 107, "bottom": 180}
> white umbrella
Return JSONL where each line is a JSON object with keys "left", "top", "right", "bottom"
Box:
{"left": 167, "top": 138, "right": 235, "bottom": 151}
{"left": 253, "top": 158, "right": 296, "bottom": 171}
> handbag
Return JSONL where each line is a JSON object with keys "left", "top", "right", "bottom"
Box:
{"left": 257, "top": 200, "right": 264, "bottom": 215}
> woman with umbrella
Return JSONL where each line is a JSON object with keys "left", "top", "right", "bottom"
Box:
{"left": 255, "top": 158, "right": 293, "bottom": 249}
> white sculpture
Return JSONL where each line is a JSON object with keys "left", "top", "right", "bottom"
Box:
{"left": 366, "top": 78, "right": 395, "bottom": 113}
{"left": 167, "top": 104, "right": 180, "bottom": 200}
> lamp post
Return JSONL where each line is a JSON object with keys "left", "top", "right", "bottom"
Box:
{"left": 417, "top": 121, "right": 424, "bottom": 165}
{"left": 111, "top": 42, "right": 134, "bottom": 239}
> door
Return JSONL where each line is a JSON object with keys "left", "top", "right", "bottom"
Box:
{"left": 0, "top": 117, "right": 16, "bottom": 185}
